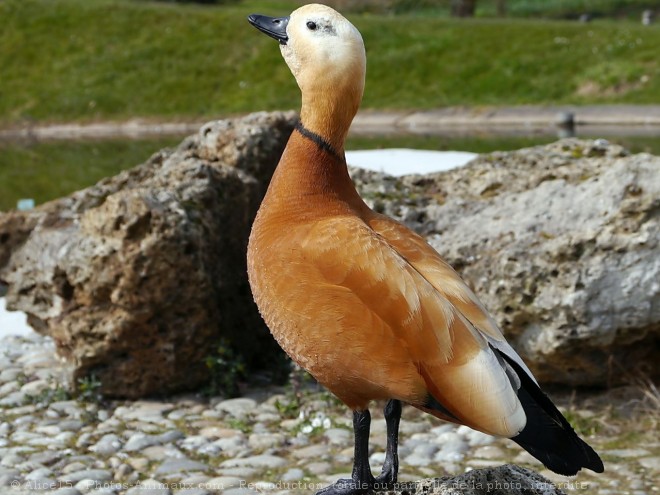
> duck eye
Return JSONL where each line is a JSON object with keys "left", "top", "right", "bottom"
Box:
{"left": 306, "top": 21, "right": 317, "bottom": 30}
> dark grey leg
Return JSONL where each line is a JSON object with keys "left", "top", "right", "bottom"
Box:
{"left": 316, "top": 409, "right": 375, "bottom": 495}
{"left": 375, "top": 399, "right": 402, "bottom": 487}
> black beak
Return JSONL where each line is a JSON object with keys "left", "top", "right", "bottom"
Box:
{"left": 247, "top": 14, "right": 289, "bottom": 45}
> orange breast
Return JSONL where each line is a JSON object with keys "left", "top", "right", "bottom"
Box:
{"left": 247, "top": 135, "right": 428, "bottom": 410}
{"left": 248, "top": 211, "right": 423, "bottom": 409}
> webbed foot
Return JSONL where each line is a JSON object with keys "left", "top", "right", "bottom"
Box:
{"left": 316, "top": 477, "right": 373, "bottom": 495}
{"left": 374, "top": 468, "right": 396, "bottom": 488}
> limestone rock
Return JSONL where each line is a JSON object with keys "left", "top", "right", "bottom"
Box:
{"left": 0, "top": 112, "right": 297, "bottom": 398}
{"left": 382, "top": 465, "right": 567, "bottom": 494}
{"left": 3, "top": 129, "right": 657, "bottom": 391}
{"left": 351, "top": 138, "right": 660, "bottom": 386}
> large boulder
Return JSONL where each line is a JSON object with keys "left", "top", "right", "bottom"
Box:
{"left": 0, "top": 112, "right": 297, "bottom": 398}
{"left": 351, "top": 138, "right": 659, "bottom": 387}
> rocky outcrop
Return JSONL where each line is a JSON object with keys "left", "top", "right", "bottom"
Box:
{"left": 2, "top": 128, "right": 657, "bottom": 393}
{"left": 0, "top": 112, "right": 297, "bottom": 398}
{"left": 385, "top": 465, "right": 566, "bottom": 494}
{"left": 351, "top": 138, "right": 660, "bottom": 387}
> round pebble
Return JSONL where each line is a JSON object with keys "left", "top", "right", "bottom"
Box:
{"left": 59, "top": 469, "right": 113, "bottom": 484}
{"left": 216, "top": 398, "right": 258, "bottom": 419}
{"left": 220, "top": 455, "right": 287, "bottom": 469}
{"left": 324, "top": 428, "right": 351, "bottom": 445}
{"left": 155, "top": 457, "right": 209, "bottom": 475}
{"left": 48, "top": 488, "right": 83, "bottom": 495}
{"left": 281, "top": 468, "right": 305, "bottom": 482}
{"left": 91, "top": 434, "right": 123, "bottom": 456}
{"left": 248, "top": 432, "right": 284, "bottom": 450}
{"left": 638, "top": 456, "right": 659, "bottom": 471}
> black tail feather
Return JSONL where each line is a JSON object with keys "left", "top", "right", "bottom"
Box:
{"left": 498, "top": 351, "right": 604, "bottom": 475}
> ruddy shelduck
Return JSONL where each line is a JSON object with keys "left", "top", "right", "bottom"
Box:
{"left": 247, "top": 4, "right": 603, "bottom": 494}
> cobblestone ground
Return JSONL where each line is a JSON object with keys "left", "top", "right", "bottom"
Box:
{"left": 1, "top": 334, "right": 658, "bottom": 495}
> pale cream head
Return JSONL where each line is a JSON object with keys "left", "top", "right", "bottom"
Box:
{"left": 281, "top": 4, "right": 366, "bottom": 96}
{"left": 282, "top": 4, "right": 366, "bottom": 150}
{"left": 248, "top": 3, "right": 367, "bottom": 150}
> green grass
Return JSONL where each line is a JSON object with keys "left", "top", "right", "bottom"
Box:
{"left": 1, "top": 0, "right": 659, "bottom": 126}
{"left": 0, "top": 137, "right": 179, "bottom": 211}
{"left": 477, "top": 0, "right": 659, "bottom": 19}
{"left": 359, "top": 17, "right": 659, "bottom": 108}
{"left": 311, "top": 0, "right": 658, "bottom": 18}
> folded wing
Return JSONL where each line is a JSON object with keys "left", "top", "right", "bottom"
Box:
{"left": 368, "top": 213, "right": 604, "bottom": 475}
{"left": 303, "top": 215, "right": 526, "bottom": 438}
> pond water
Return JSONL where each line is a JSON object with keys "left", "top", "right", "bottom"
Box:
{"left": 347, "top": 127, "right": 660, "bottom": 154}
{"left": 0, "top": 127, "right": 658, "bottom": 212}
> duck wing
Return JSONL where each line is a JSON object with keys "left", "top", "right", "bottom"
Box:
{"left": 366, "top": 214, "right": 603, "bottom": 475}
{"left": 303, "top": 215, "right": 526, "bottom": 438}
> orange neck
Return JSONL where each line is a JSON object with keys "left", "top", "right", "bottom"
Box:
{"left": 260, "top": 128, "right": 364, "bottom": 218}
{"left": 261, "top": 64, "right": 365, "bottom": 216}
{"left": 298, "top": 73, "right": 362, "bottom": 154}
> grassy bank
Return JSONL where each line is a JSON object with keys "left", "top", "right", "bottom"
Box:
{"left": 346, "top": 0, "right": 659, "bottom": 19}
{"left": 1, "top": 0, "right": 659, "bottom": 126}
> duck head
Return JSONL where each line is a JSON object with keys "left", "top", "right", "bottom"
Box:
{"left": 248, "top": 4, "right": 366, "bottom": 152}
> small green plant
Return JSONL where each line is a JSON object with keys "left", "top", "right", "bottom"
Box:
{"left": 76, "top": 374, "right": 103, "bottom": 403}
{"left": 287, "top": 362, "right": 310, "bottom": 406}
{"left": 274, "top": 362, "right": 346, "bottom": 437}
{"left": 274, "top": 361, "right": 321, "bottom": 416}
{"left": 274, "top": 397, "right": 300, "bottom": 419}
{"left": 204, "top": 339, "right": 246, "bottom": 398}
{"left": 25, "top": 382, "right": 71, "bottom": 406}
{"left": 14, "top": 372, "right": 30, "bottom": 388}
{"left": 226, "top": 418, "right": 253, "bottom": 434}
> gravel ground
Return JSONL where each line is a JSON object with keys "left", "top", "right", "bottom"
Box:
{"left": 0, "top": 333, "right": 658, "bottom": 495}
